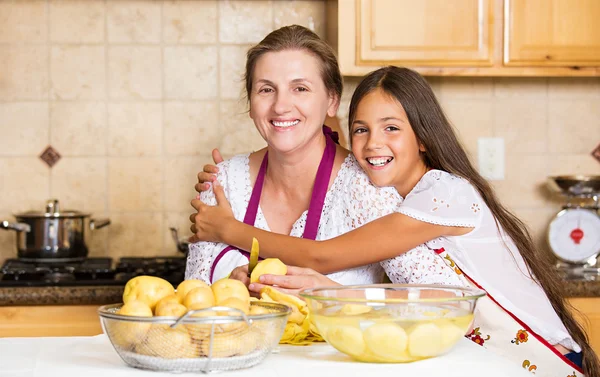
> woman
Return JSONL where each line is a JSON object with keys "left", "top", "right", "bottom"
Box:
{"left": 190, "top": 66, "right": 598, "bottom": 376}
{"left": 185, "top": 25, "right": 425, "bottom": 286}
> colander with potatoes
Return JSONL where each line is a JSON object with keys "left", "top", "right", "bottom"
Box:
{"left": 98, "top": 276, "right": 290, "bottom": 373}
{"left": 299, "top": 284, "right": 485, "bottom": 363}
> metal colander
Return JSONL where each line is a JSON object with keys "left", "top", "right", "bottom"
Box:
{"left": 98, "top": 301, "right": 290, "bottom": 373}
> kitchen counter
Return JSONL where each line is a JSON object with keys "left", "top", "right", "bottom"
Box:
{"left": 0, "top": 285, "right": 123, "bottom": 306}
{"left": 2, "top": 334, "right": 530, "bottom": 377}
{"left": 0, "top": 278, "right": 599, "bottom": 307}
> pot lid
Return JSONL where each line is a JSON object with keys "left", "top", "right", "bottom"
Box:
{"left": 14, "top": 199, "right": 91, "bottom": 218}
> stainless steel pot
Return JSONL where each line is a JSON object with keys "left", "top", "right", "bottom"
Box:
{"left": 0, "top": 199, "right": 110, "bottom": 262}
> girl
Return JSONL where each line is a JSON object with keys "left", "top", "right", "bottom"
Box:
{"left": 190, "top": 66, "right": 598, "bottom": 376}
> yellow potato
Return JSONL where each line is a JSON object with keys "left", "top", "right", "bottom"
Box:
{"left": 363, "top": 323, "right": 409, "bottom": 362}
{"left": 218, "top": 297, "right": 250, "bottom": 315}
{"left": 199, "top": 325, "right": 254, "bottom": 358}
{"left": 110, "top": 300, "right": 153, "bottom": 350}
{"left": 438, "top": 320, "right": 465, "bottom": 352}
{"left": 249, "top": 305, "right": 270, "bottom": 316}
{"left": 123, "top": 276, "right": 175, "bottom": 311}
{"left": 176, "top": 279, "right": 209, "bottom": 302}
{"left": 408, "top": 322, "right": 443, "bottom": 357}
{"left": 250, "top": 258, "right": 287, "bottom": 283}
{"left": 183, "top": 286, "right": 215, "bottom": 311}
{"left": 327, "top": 325, "right": 366, "bottom": 358}
{"left": 155, "top": 302, "right": 188, "bottom": 318}
{"left": 137, "top": 327, "right": 198, "bottom": 358}
{"left": 211, "top": 278, "right": 250, "bottom": 304}
{"left": 154, "top": 294, "right": 181, "bottom": 315}
{"left": 340, "top": 304, "right": 372, "bottom": 316}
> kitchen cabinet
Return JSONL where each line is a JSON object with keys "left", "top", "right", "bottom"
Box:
{"left": 505, "top": 0, "right": 600, "bottom": 67}
{"left": 568, "top": 297, "right": 600, "bottom": 354}
{"left": 0, "top": 305, "right": 102, "bottom": 337}
{"left": 326, "top": 0, "right": 600, "bottom": 76}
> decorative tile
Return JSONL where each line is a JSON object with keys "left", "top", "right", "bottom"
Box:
{"left": 39, "top": 146, "right": 61, "bottom": 168}
{"left": 592, "top": 143, "right": 600, "bottom": 164}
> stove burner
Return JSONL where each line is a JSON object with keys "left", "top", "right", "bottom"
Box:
{"left": 0, "top": 257, "right": 186, "bottom": 287}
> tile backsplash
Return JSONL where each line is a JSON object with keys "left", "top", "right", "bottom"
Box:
{"left": 1, "top": 0, "right": 599, "bottom": 262}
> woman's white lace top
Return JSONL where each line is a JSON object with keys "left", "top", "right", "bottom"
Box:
{"left": 186, "top": 153, "right": 403, "bottom": 285}
{"left": 385, "top": 169, "right": 578, "bottom": 351}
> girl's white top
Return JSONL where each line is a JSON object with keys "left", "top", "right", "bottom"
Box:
{"left": 384, "top": 169, "right": 579, "bottom": 352}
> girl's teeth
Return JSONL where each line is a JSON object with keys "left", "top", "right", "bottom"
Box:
{"left": 272, "top": 120, "right": 299, "bottom": 128}
{"left": 367, "top": 157, "right": 392, "bottom": 166}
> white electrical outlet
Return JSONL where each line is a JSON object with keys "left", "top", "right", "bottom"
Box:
{"left": 478, "top": 137, "right": 505, "bottom": 180}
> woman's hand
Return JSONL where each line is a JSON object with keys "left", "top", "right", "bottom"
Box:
{"left": 195, "top": 148, "right": 224, "bottom": 194}
{"left": 189, "top": 180, "right": 235, "bottom": 243}
{"left": 248, "top": 266, "right": 340, "bottom": 297}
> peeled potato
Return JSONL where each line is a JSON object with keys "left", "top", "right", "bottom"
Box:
{"left": 340, "top": 304, "right": 372, "bottom": 316}
{"left": 438, "top": 321, "right": 464, "bottom": 352}
{"left": 363, "top": 323, "right": 409, "bottom": 361}
{"left": 250, "top": 258, "right": 287, "bottom": 283}
{"left": 327, "top": 325, "right": 366, "bottom": 357}
{"left": 408, "top": 322, "right": 443, "bottom": 357}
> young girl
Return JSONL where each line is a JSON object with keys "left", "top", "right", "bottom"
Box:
{"left": 190, "top": 66, "right": 598, "bottom": 376}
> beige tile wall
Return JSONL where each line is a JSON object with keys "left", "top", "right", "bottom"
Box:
{"left": 0, "top": 0, "right": 599, "bottom": 263}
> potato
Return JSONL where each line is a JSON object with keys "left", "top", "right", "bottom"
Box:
{"left": 250, "top": 258, "right": 287, "bottom": 284}
{"left": 137, "top": 327, "right": 198, "bottom": 359}
{"left": 363, "top": 323, "right": 409, "bottom": 361}
{"left": 176, "top": 279, "right": 210, "bottom": 303}
{"left": 110, "top": 300, "right": 153, "bottom": 349}
{"left": 123, "top": 276, "right": 175, "bottom": 311}
{"left": 211, "top": 278, "right": 250, "bottom": 304}
{"left": 327, "top": 325, "right": 366, "bottom": 357}
{"left": 408, "top": 322, "right": 443, "bottom": 357}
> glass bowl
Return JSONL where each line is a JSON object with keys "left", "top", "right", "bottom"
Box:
{"left": 299, "top": 284, "right": 485, "bottom": 363}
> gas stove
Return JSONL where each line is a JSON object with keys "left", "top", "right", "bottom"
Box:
{"left": 0, "top": 257, "right": 186, "bottom": 287}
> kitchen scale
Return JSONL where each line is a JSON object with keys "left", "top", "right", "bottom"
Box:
{"left": 547, "top": 175, "right": 600, "bottom": 279}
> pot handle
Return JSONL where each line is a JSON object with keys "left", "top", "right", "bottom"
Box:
{"left": 1, "top": 221, "right": 31, "bottom": 232}
{"left": 170, "top": 227, "right": 190, "bottom": 254}
{"left": 90, "top": 218, "right": 111, "bottom": 230}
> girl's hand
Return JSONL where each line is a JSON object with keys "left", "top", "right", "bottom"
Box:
{"left": 189, "top": 180, "right": 234, "bottom": 243}
{"left": 248, "top": 266, "right": 340, "bottom": 297}
{"left": 195, "top": 148, "right": 223, "bottom": 194}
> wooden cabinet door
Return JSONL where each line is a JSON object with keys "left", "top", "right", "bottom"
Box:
{"left": 505, "top": 0, "right": 600, "bottom": 66}
{"left": 355, "top": 0, "right": 494, "bottom": 67}
{"left": 568, "top": 298, "right": 600, "bottom": 355}
{"left": 0, "top": 305, "right": 103, "bottom": 337}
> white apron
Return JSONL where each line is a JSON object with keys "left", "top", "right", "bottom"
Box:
{"left": 435, "top": 247, "right": 584, "bottom": 377}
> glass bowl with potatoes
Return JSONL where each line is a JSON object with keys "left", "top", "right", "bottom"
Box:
{"left": 98, "top": 276, "right": 291, "bottom": 373}
{"left": 299, "top": 284, "right": 485, "bottom": 363}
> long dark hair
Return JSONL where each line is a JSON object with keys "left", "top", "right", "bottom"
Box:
{"left": 348, "top": 66, "right": 599, "bottom": 376}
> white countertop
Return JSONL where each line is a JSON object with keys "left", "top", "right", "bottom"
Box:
{"left": 1, "top": 335, "right": 530, "bottom": 377}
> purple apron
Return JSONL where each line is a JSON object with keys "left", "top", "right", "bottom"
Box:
{"left": 209, "top": 126, "right": 338, "bottom": 283}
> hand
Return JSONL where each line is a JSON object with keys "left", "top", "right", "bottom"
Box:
{"left": 229, "top": 264, "right": 262, "bottom": 298}
{"left": 189, "top": 180, "right": 235, "bottom": 243}
{"left": 248, "top": 266, "right": 340, "bottom": 297}
{"left": 195, "top": 148, "right": 224, "bottom": 194}
{"left": 229, "top": 264, "right": 250, "bottom": 287}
